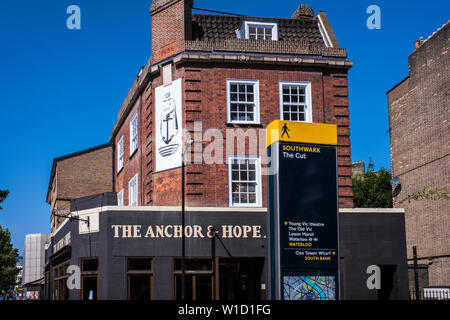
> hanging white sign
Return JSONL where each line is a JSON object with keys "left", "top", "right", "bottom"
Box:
{"left": 155, "top": 78, "right": 183, "bottom": 172}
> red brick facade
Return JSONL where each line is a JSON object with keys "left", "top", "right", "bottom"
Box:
{"left": 150, "top": 0, "right": 193, "bottom": 62}
{"left": 111, "top": 1, "right": 353, "bottom": 209}
{"left": 114, "top": 99, "right": 144, "bottom": 205}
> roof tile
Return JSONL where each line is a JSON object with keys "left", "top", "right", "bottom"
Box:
{"left": 192, "top": 14, "right": 325, "bottom": 46}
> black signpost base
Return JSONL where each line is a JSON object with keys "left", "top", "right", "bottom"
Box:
{"left": 266, "top": 121, "right": 340, "bottom": 300}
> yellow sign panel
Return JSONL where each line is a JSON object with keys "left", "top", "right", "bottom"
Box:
{"left": 266, "top": 120, "right": 337, "bottom": 147}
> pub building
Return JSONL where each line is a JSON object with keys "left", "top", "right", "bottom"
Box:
{"left": 45, "top": 1, "right": 409, "bottom": 300}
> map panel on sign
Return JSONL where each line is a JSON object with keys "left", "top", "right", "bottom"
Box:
{"left": 283, "top": 275, "right": 336, "bottom": 300}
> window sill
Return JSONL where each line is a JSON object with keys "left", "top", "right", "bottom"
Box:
{"left": 129, "top": 148, "right": 138, "bottom": 159}
{"left": 280, "top": 119, "right": 312, "bottom": 124}
{"left": 226, "top": 121, "right": 262, "bottom": 127}
{"left": 244, "top": 38, "right": 278, "bottom": 41}
{"left": 229, "top": 204, "right": 262, "bottom": 208}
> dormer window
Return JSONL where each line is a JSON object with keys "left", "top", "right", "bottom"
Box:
{"left": 239, "top": 21, "right": 278, "bottom": 40}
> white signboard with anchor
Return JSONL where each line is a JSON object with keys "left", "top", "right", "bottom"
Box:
{"left": 155, "top": 78, "right": 183, "bottom": 172}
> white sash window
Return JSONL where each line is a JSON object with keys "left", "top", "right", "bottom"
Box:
{"left": 117, "top": 136, "right": 124, "bottom": 172}
{"left": 128, "top": 174, "right": 138, "bottom": 206}
{"left": 130, "top": 113, "right": 138, "bottom": 156}
{"left": 227, "top": 79, "right": 260, "bottom": 124}
{"left": 228, "top": 156, "right": 261, "bottom": 207}
{"left": 117, "top": 189, "right": 124, "bottom": 206}
{"left": 279, "top": 81, "right": 312, "bottom": 123}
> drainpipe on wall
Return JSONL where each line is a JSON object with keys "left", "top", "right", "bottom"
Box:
{"left": 111, "top": 140, "right": 116, "bottom": 193}
{"left": 140, "top": 91, "right": 144, "bottom": 206}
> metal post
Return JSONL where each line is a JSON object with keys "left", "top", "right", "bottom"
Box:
{"left": 181, "top": 139, "right": 193, "bottom": 301}
{"left": 211, "top": 227, "right": 216, "bottom": 300}
{"left": 181, "top": 152, "right": 186, "bottom": 301}
{"left": 413, "top": 246, "right": 420, "bottom": 300}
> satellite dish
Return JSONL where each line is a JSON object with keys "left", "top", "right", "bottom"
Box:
{"left": 390, "top": 176, "right": 401, "bottom": 187}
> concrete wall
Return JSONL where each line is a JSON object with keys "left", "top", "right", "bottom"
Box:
{"left": 23, "top": 233, "right": 50, "bottom": 284}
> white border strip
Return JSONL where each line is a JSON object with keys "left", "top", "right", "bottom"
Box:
{"left": 317, "top": 15, "right": 332, "bottom": 48}
{"left": 96, "top": 205, "right": 267, "bottom": 213}
{"left": 339, "top": 208, "right": 405, "bottom": 213}
{"left": 64, "top": 206, "right": 404, "bottom": 218}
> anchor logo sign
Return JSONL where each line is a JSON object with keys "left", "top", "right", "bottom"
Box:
{"left": 158, "top": 91, "right": 179, "bottom": 157}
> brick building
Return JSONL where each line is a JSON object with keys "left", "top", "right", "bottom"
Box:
{"left": 111, "top": 0, "right": 354, "bottom": 210}
{"left": 44, "top": 2, "right": 412, "bottom": 301}
{"left": 46, "top": 144, "right": 114, "bottom": 232}
{"left": 387, "top": 21, "right": 449, "bottom": 288}
{"left": 351, "top": 160, "right": 365, "bottom": 178}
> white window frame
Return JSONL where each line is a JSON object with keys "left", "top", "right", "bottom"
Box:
{"left": 317, "top": 18, "right": 331, "bottom": 48}
{"left": 244, "top": 21, "right": 278, "bottom": 40}
{"left": 117, "top": 189, "right": 124, "bottom": 206}
{"left": 279, "top": 81, "right": 312, "bottom": 123}
{"left": 226, "top": 79, "right": 260, "bottom": 124}
{"left": 227, "top": 156, "right": 262, "bottom": 207}
{"left": 128, "top": 174, "right": 139, "bottom": 206}
{"left": 117, "top": 135, "right": 124, "bottom": 172}
{"left": 129, "top": 113, "right": 138, "bottom": 156}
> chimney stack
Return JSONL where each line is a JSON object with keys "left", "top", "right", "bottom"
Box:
{"left": 150, "top": 0, "right": 193, "bottom": 63}
{"left": 414, "top": 36, "right": 424, "bottom": 49}
{"left": 291, "top": 4, "right": 314, "bottom": 19}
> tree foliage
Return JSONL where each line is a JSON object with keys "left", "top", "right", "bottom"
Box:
{"left": 0, "top": 190, "right": 19, "bottom": 291}
{"left": 0, "top": 189, "right": 9, "bottom": 210}
{"left": 0, "top": 225, "right": 19, "bottom": 291}
{"left": 352, "top": 159, "right": 393, "bottom": 208}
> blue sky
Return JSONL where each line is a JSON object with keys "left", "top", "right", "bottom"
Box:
{"left": 0, "top": 0, "right": 448, "bottom": 254}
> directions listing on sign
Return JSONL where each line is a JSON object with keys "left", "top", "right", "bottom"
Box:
{"left": 277, "top": 142, "right": 338, "bottom": 269}
{"left": 284, "top": 220, "right": 336, "bottom": 264}
{"left": 266, "top": 120, "right": 339, "bottom": 299}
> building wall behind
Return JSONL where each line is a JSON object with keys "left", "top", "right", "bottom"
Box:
{"left": 52, "top": 146, "right": 113, "bottom": 230}
{"left": 23, "top": 234, "right": 50, "bottom": 284}
{"left": 388, "top": 22, "right": 449, "bottom": 286}
{"left": 56, "top": 146, "right": 113, "bottom": 200}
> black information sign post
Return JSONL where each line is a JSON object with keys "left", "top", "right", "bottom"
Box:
{"left": 267, "top": 120, "right": 339, "bottom": 300}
